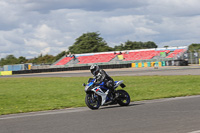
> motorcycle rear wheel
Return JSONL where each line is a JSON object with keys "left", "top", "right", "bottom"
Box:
{"left": 117, "top": 90, "right": 130, "bottom": 106}
{"left": 85, "top": 93, "right": 101, "bottom": 110}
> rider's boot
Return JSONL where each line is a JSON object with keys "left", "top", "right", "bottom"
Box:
{"left": 109, "top": 87, "right": 119, "bottom": 99}
{"left": 114, "top": 91, "right": 119, "bottom": 99}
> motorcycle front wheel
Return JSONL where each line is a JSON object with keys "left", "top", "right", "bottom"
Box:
{"left": 85, "top": 92, "right": 101, "bottom": 110}
{"left": 117, "top": 90, "right": 130, "bottom": 106}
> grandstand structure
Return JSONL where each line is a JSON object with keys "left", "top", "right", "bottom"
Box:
{"left": 52, "top": 46, "right": 188, "bottom": 68}
{"left": 0, "top": 46, "right": 189, "bottom": 75}
{"left": 0, "top": 45, "right": 192, "bottom": 76}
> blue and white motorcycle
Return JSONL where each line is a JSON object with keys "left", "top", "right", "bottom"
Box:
{"left": 83, "top": 78, "right": 130, "bottom": 110}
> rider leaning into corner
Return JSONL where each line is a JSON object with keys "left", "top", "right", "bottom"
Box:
{"left": 90, "top": 64, "right": 115, "bottom": 94}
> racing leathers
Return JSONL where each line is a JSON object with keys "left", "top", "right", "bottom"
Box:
{"left": 94, "top": 69, "right": 115, "bottom": 92}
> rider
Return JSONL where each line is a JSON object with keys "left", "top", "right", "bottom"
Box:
{"left": 90, "top": 64, "right": 115, "bottom": 93}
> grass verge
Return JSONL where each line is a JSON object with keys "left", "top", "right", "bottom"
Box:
{"left": 0, "top": 75, "right": 200, "bottom": 115}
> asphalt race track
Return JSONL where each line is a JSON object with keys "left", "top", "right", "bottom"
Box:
{"left": 1, "top": 65, "right": 200, "bottom": 133}
{"left": 1, "top": 96, "right": 200, "bottom": 133}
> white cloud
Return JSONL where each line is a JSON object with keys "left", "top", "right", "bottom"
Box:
{"left": 0, "top": 0, "right": 200, "bottom": 59}
{"left": 160, "top": 39, "right": 198, "bottom": 47}
{"left": 41, "top": 47, "right": 51, "bottom": 55}
{"left": 135, "top": 27, "right": 159, "bottom": 35}
{"left": 145, "top": 0, "right": 200, "bottom": 17}
{"left": 33, "top": 24, "right": 62, "bottom": 41}
{"left": 24, "top": 39, "right": 48, "bottom": 48}
{"left": 28, "top": 51, "right": 40, "bottom": 57}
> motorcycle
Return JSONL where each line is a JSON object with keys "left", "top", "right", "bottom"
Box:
{"left": 83, "top": 78, "right": 130, "bottom": 110}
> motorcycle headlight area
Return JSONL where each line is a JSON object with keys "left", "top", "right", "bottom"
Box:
{"left": 85, "top": 85, "right": 93, "bottom": 92}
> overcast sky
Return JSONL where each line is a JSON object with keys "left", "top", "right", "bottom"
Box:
{"left": 0, "top": 0, "right": 200, "bottom": 59}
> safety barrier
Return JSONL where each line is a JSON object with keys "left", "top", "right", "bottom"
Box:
{"left": 0, "top": 71, "right": 12, "bottom": 76}
{"left": 131, "top": 60, "right": 187, "bottom": 68}
{"left": 12, "top": 63, "right": 132, "bottom": 75}
{"left": 5, "top": 60, "right": 188, "bottom": 75}
{"left": 131, "top": 62, "right": 162, "bottom": 68}
{"left": 199, "top": 58, "right": 200, "bottom": 65}
{"left": 3, "top": 64, "right": 31, "bottom": 71}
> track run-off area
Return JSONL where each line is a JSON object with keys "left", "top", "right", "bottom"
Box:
{"left": 1, "top": 65, "right": 200, "bottom": 133}
{"left": 1, "top": 65, "right": 200, "bottom": 78}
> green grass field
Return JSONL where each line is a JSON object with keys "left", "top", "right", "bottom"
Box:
{"left": 0, "top": 75, "right": 200, "bottom": 115}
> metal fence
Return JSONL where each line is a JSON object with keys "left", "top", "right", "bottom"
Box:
{"left": 186, "top": 51, "right": 200, "bottom": 64}
{"left": 153, "top": 50, "right": 200, "bottom": 65}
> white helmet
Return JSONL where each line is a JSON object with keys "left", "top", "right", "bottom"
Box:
{"left": 90, "top": 64, "right": 99, "bottom": 75}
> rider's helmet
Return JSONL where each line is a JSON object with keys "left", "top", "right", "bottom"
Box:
{"left": 90, "top": 64, "right": 99, "bottom": 75}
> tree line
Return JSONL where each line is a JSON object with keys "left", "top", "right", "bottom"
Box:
{"left": 0, "top": 51, "right": 66, "bottom": 66}
{"left": 0, "top": 32, "right": 199, "bottom": 66}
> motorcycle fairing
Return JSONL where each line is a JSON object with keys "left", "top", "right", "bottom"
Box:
{"left": 114, "top": 80, "right": 124, "bottom": 88}
{"left": 91, "top": 86, "right": 107, "bottom": 105}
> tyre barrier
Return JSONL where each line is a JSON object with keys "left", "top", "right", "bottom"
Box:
{"left": 12, "top": 63, "right": 132, "bottom": 75}
{"left": 165, "top": 60, "right": 188, "bottom": 66}
{"left": 131, "top": 60, "right": 188, "bottom": 68}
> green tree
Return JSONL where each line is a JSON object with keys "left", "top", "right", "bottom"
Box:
{"left": 114, "top": 44, "right": 125, "bottom": 51}
{"left": 69, "top": 32, "right": 113, "bottom": 54}
{"left": 54, "top": 51, "right": 66, "bottom": 62}
{"left": 5, "top": 55, "right": 18, "bottom": 65}
{"left": 143, "top": 41, "right": 157, "bottom": 49}
{"left": 42, "top": 54, "right": 54, "bottom": 64}
{"left": 27, "top": 54, "right": 55, "bottom": 64}
{"left": 0, "top": 58, "right": 5, "bottom": 66}
{"left": 18, "top": 56, "right": 27, "bottom": 64}
{"left": 164, "top": 46, "right": 169, "bottom": 49}
{"left": 188, "top": 43, "right": 200, "bottom": 52}
{"left": 114, "top": 40, "right": 157, "bottom": 51}
{"left": 0, "top": 55, "right": 18, "bottom": 66}
{"left": 0, "top": 55, "right": 28, "bottom": 66}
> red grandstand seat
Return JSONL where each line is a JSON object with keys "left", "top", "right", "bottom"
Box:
{"left": 77, "top": 53, "right": 116, "bottom": 64}
{"left": 55, "top": 57, "right": 73, "bottom": 65}
{"left": 123, "top": 50, "right": 171, "bottom": 61}
{"left": 166, "top": 49, "right": 184, "bottom": 58}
